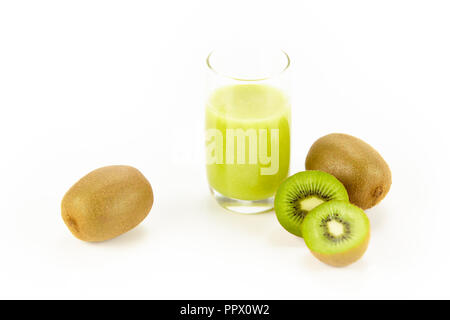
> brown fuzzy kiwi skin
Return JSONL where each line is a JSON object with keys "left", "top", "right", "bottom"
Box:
{"left": 305, "top": 133, "right": 391, "bottom": 209}
{"left": 61, "top": 165, "right": 153, "bottom": 242}
{"left": 310, "top": 231, "right": 370, "bottom": 267}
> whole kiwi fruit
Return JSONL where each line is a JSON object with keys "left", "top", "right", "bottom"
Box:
{"left": 61, "top": 165, "right": 153, "bottom": 242}
{"left": 305, "top": 133, "right": 391, "bottom": 209}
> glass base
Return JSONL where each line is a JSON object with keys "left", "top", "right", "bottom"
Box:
{"left": 209, "top": 187, "right": 274, "bottom": 214}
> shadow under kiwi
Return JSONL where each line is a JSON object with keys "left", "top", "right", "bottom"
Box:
{"left": 204, "top": 193, "right": 306, "bottom": 249}
{"left": 364, "top": 204, "right": 388, "bottom": 233}
{"left": 267, "top": 227, "right": 305, "bottom": 248}
{"left": 87, "top": 225, "right": 150, "bottom": 247}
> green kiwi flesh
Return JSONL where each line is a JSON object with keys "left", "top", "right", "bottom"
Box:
{"left": 274, "top": 170, "right": 349, "bottom": 237}
{"left": 301, "top": 200, "right": 370, "bottom": 267}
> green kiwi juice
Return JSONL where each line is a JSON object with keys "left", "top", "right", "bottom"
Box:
{"left": 206, "top": 84, "right": 290, "bottom": 201}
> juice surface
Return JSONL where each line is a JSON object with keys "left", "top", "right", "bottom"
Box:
{"left": 206, "top": 84, "right": 290, "bottom": 200}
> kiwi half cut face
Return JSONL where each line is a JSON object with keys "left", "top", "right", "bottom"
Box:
{"left": 274, "top": 170, "right": 349, "bottom": 237}
{"left": 301, "top": 200, "right": 370, "bottom": 267}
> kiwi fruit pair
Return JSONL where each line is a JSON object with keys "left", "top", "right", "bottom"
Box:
{"left": 275, "top": 133, "right": 391, "bottom": 267}
{"left": 275, "top": 170, "right": 370, "bottom": 267}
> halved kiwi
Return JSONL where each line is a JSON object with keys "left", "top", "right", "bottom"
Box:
{"left": 274, "top": 170, "right": 349, "bottom": 237}
{"left": 301, "top": 200, "right": 370, "bottom": 267}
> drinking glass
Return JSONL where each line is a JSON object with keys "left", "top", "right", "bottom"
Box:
{"left": 205, "top": 47, "right": 291, "bottom": 213}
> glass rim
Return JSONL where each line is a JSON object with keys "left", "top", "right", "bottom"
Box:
{"left": 206, "top": 49, "right": 290, "bottom": 82}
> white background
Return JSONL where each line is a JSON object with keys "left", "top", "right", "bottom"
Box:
{"left": 0, "top": 0, "right": 449, "bottom": 299}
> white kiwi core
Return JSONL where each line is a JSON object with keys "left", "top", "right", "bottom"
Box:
{"left": 327, "top": 220, "right": 345, "bottom": 237}
{"left": 300, "top": 196, "right": 325, "bottom": 212}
